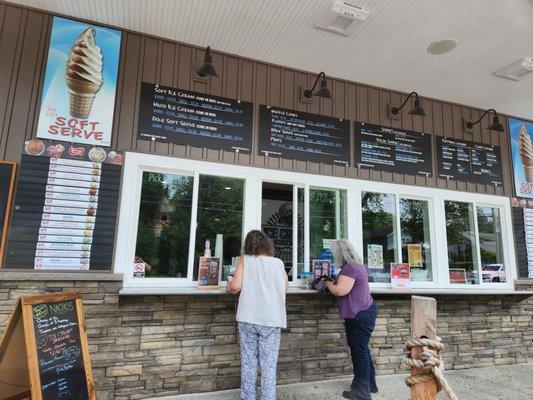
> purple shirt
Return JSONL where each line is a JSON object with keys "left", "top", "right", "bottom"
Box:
{"left": 337, "top": 263, "right": 373, "bottom": 319}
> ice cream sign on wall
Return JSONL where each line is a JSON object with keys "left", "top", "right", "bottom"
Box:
{"left": 36, "top": 17, "right": 122, "bottom": 147}
{"left": 510, "top": 118, "right": 533, "bottom": 199}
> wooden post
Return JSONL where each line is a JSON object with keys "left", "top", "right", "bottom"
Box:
{"left": 410, "top": 295, "right": 438, "bottom": 400}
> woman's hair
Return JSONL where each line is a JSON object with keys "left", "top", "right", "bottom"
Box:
{"left": 330, "top": 239, "right": 362, "bottom": 267}
{"left": 243, "top": 230, "right": 275, "bottom": 257}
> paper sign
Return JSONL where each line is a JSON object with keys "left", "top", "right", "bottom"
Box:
{"left": 407, "top": 244, "right": 423, "bottom": 268}
{"left": 367, "top": 244, "right": 384, "bottom": 270}
{"left": 391, "top": 263, "right": 411, "bottom": 289}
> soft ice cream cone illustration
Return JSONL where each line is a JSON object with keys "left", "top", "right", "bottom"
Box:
{"left": 518, "top": 122, "right": 533, "bottom": 182}
{"left": 66, "top": 27, "right": 103, "bottom": 118}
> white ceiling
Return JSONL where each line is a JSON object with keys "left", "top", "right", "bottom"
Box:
{"left": 10, "top": 0, "right": 533, "bottom": 120}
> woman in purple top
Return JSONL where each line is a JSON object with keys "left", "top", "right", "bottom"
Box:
{"left": 324, "top": 239, "right": 378, "bottom": 400}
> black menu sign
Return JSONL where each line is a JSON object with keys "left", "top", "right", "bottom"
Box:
{"left": 137, "top": 82, "right": 253, "bottom": 153}
{"left": 32, "top": 299, "right": 88, "bottom": 399}
{"left": 354, "top": 122, "right": 432, "bottom": 176}
{"left": 436, "top": 136, "right": 503, "bottom": 185}
{"left": 5, "top": 139, "right": 122, "bottom": 270}
{"left": 258, "top": 105, "right": 350, "bottom": 165}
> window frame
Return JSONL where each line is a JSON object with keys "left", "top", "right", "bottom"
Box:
{"left": 115, "top": 151, "right": 517, "bottom": 293}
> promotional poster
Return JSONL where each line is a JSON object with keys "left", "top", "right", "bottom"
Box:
{"left": 312, "top": 259, "right": 331, "bottom": 279}
{"left": 367, "top": 244, "right": 384, "bottom": 270}
{"left": 391, "top": 263, "right": 411, "bottom": 289}
{"left": 509, "top": 117, "right": 533, "bottom": 199}
{"left": 407, "top": 244, "right": 423, "bottom": 268}
{"left": 36, "top": 17, "right": 122, "bottom": 146}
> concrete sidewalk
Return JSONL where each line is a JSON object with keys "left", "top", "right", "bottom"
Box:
{"left": 151, "top": 363, "right": 533, "bottom": 400}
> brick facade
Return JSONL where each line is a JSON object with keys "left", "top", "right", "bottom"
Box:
{"left": 0, "top": 276, "right": 531, "bottom": 400}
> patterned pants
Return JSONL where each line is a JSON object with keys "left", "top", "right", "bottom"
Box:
{"left": 238, "top": 322, "right": 281, "bottom": 400}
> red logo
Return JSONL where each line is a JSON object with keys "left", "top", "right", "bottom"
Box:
{"left": 68, "top": 146, "right": 86, "bottom": 157}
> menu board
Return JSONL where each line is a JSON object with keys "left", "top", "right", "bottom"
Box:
{"left": 436, "top": 136, "right": 503, "bottom": 185}
{"left": 137, "top": 82, "right": 253, "bottom": 153}
{"left": 258, "top": 105, "right": 350, "bottom": 165}
{"left": 5, "top": 139, "right": 122, "bottom": 270}
{"left": 511, "top": 198, "right": 533, "bottom": 278}
{"left": 354, "top": 122, "right": 432, "bottom": 176}
{"left": 32, "top": 299, "right": 88, "bottom": 399}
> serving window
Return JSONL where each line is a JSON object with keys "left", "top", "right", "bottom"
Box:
{"left": 115, "top": 152, "right": 517, "bottom": 293}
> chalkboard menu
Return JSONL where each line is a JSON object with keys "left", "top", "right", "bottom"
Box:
{"left": 258, "top": 105, "right": 350, "bottom": 165}
{"left": 436, "top": 136, "right": 503, "bottom": 185}
{"left": 0, "top": 161, "right": 16, "bottom": 266}
{"left": 137, "top": 82, "right": 253, "bottom": 153}
{"left": 354, "top": 122, "right": 432, "bottom": 176}
{"left": 32, "top": 299, "right": 88, "bottom": 399}
{"left": 5, "top": 139, "right": 122, "bottom": 270}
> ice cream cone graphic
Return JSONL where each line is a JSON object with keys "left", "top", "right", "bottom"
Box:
{"left": 66, "top": 27, "right": 103, "bottom": 119}
{"left": 518, "top": 122, "right": 533, "bottom": 182}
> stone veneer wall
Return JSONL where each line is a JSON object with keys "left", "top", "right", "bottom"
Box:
{"left": 0, "top": 274, "right": 531, "bottom": 400}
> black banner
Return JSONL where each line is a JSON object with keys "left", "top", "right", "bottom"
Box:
{"left": 354, "top": 122, "right": 432, "bottom": 176}
{"left": 5, "top": 139, "right": 121, "bottom": 270}
{"left": 32, "top": 299, "right": 88, "bottom": 400}
{"left": 137, "top": 82, "right": 253, "bottom": 153}
{"left": 436, "top": 136, "right": 503, "bottom": 185}
{"left": 258, "top": 105, "right": 350, "bottom": 165}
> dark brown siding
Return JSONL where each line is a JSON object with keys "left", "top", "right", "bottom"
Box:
{"left": 0, "top": 3, "right": 514, "bottom": 196}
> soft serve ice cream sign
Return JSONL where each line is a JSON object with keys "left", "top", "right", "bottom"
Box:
{"left": 510, "top": 118, "right": 533, "bottom": 199}
{"left": 36, "top": 17, "right": 121, "bottom": 146}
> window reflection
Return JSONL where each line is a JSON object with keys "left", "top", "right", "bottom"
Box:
{"left": 194, "top": 175, "right": 244, "bottom": 281}
{"left": 135, "top": 172, "right": 193, "bottom": 278}
{"left": 477, "top": 206, "right": 505, "bottom": 283}
{"left": 445, "top": 201, "right": 479, "bottom": 284}
{"left": 400, "top": 199, "right": 432, "bottom": 281}
{"left": 362, "top": 192, "right": 397, "bottom": 282}
{"left": 310, "top": 188, "right": 347, "bottom": 275}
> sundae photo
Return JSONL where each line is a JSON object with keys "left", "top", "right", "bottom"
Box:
{"left": 66, "top": 27, "right": 103, "bottom": 119}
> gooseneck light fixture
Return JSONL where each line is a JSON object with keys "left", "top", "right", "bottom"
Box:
{"left": 196, "top": 46, "right": 219, "bottom": 78}
{"left": 390, "top": 92, "right": 426, "bottom": 116}
{"left": 464, "top": 109, "right": 505, "bottom": 132}
{"left": 303, "top": 72, "right": 332, "bottom": 100}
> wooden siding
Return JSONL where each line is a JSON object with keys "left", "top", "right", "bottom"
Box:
{"left": 0, "top": 3, "right": 514, "bottom": 196}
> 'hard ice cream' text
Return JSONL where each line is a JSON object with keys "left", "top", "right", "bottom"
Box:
{"left": 47, "top": 116, "right": 104, "bottom": 141}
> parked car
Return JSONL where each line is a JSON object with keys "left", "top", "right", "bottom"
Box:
{"left": 481, "top": 264, "right": 506, "bottom": 283}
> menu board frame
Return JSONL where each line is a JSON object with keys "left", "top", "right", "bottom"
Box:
{"left": 0, "top": 292, "right": 95, "bottom": 400}
{"left": 436, "top": 136, "right": 503, "bottom": 185}
{"left": 258, "top": 105, "right": 351, "bottom": 166}
{"left": 354, "top": 122, "right": 433, "bottom": 176}
{"left": 137, "top": 82, "right": 253, "bottom": 153}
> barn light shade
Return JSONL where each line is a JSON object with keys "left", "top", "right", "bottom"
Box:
{"left": 196, "top": 46, "right": 218, "bottom": 78}
{"left": 391, "top": 92, "right": 426, "bottom": 117}
{"left": 465, "top": 109, "right": 505, "bottom": 132}
{"left": 303, "top": 72, "right": 332, "bottom": 100}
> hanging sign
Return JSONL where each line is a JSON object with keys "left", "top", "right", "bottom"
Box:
{"left": 354, "top": 122, "right": 432, "bottom": 176}
{"left": 137, "top": 82, "right": 253, "bottom": 153}
{"left": 258, "top": 105, "right": 350, "bottom": 165}
{"left": 436, "top": 136, "right": 503, "bottom": 185}
{"left": 0, "top": 292, "right": 94, "bottom": 400}
{"left": 35, "top": 17, "right": 122, "bottom": 146}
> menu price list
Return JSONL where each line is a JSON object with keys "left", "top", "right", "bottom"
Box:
{"left": 523, "top": 208, "right": 533, "bottom": 278}
{"left": 258, "top": 105, "right": 350, "bottom": 165}
{"left": 32, "top": 300, "right": 88, "bottom": 400}
{"left": 137, "top": 82, "right": 253, "bottom": 153}
{"left": 436, "top": 136, "right": 503, "bottom": 185}
{"left": 354, "top": 122, "right": 432, "bottom": 176}
{"left": 5, "top": 139, "right": 121, "bottom": 270}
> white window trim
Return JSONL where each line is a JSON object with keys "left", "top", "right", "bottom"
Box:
{"left": 114, "top": 151, "right": 517, "bottom": 293}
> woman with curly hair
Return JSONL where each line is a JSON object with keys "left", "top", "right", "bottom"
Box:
{"left": 228, "top": 230, "right": 288, "bottom": 400}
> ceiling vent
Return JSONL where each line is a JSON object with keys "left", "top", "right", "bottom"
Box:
{"left": 494, "top": 58, "right": 533, "bottom": 81}
{"left": 314, "top": 1, "right": 369, "bottom": 37}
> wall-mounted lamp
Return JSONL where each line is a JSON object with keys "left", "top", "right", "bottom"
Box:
{"left": 464, "top": 108, "right": 505, "bottom": 133}
{"left": 390, "top": 92, "right": 426, "bottom": 117}
{"left": 196, "top": 46, "right": 219, "bottom": 78}
{"left": 301, "top": 72, "right": 332, "bottom": 102}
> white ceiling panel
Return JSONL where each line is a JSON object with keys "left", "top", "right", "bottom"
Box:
{"left": 8, "top": 0, "right": 533, "bottom": 120}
